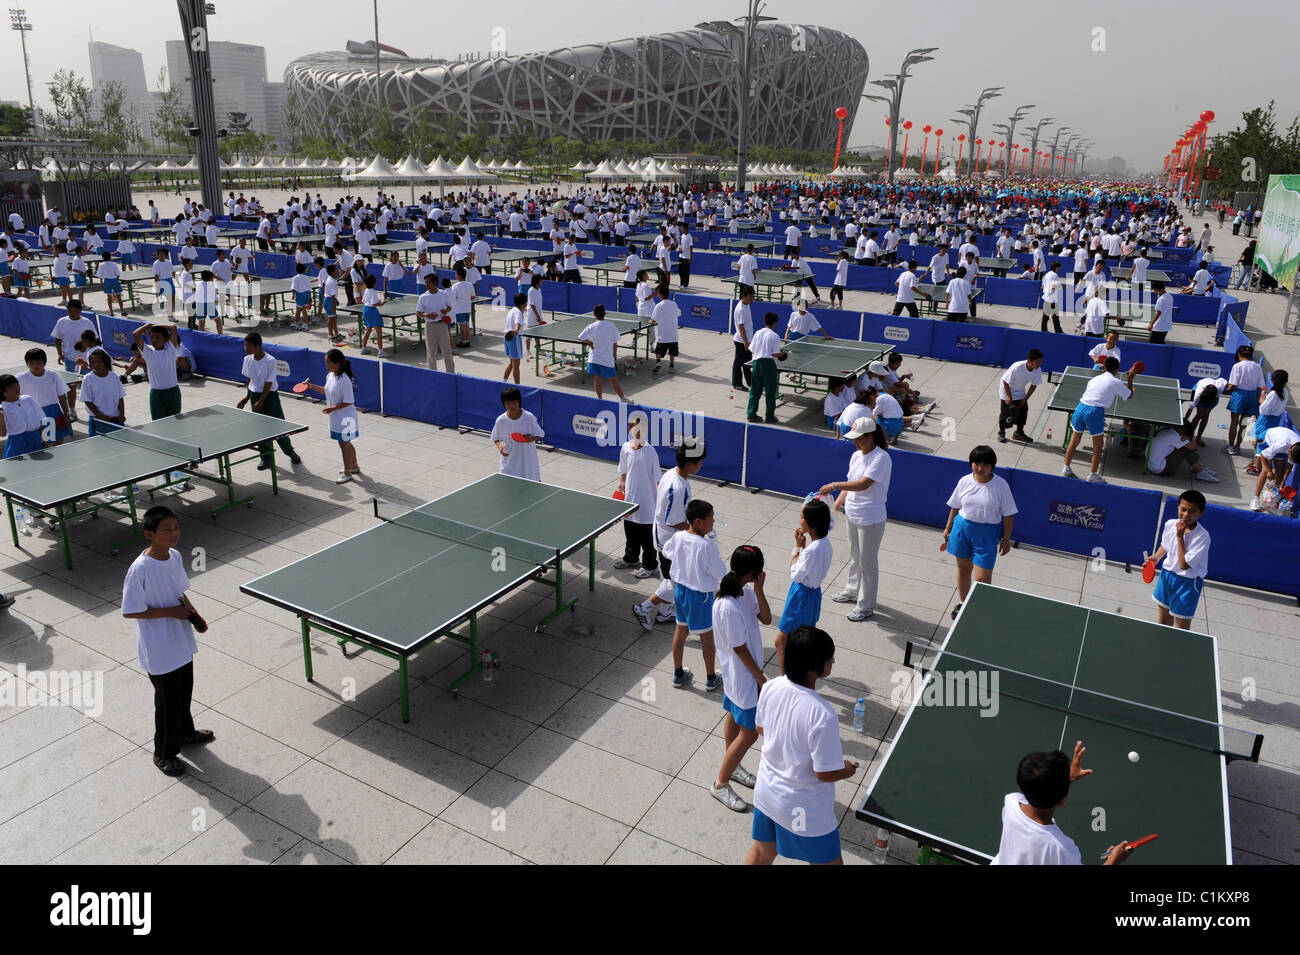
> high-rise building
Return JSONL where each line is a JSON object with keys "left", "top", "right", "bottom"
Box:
{"left": 164, "top": 39, "right": 281, "bottom": 140}
{"left": 87, "top": 41, "right": 157, "bottom": 142}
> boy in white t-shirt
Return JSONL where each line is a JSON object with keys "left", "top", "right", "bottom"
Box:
{"left": 990, "top": 744, "right": 1132, "bottom": 865}
{"left": 613, "top": 414, "right": 663, "bottom": 578}
{"left": 121, "top": 505, "right": 215, "bottom": 777}
{"left": 578, "top": 305, "right": 627, "bottom": 402}
{"left": 1062, "top": 358, "right": 1139, "bottom": 482}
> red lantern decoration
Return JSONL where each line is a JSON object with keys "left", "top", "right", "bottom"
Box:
{"left": 922, "top": 125, "right": 932, "bottom": 133}
{"left": 1200, "top": 109, "right": 1215, "bottom": 123}
{"left": 903, "top": 121, "right": 913, "bottom": 130}
{"left": 835, "top": 106, "right": 848, "bottom": 120}
{"left": 832, "top": 106, "right": 849, "bottom": 170}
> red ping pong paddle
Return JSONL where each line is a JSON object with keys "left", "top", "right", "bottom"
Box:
{"left": 612, "top": 489, "right": 626, "bottom": 501}
{"left": 1142, "top": 558, "right": 1156, "bottom": 584}
{"left": 1131, "top": 361, "right": 1145, "bottom": 375}
{"left": 180, "top": 598, "right": 208, "bottom": 634}
{"left": 510, "top": 432, "right": 529, "bottom": 442}
{"left": 293, "top": 381, "right": 310, "bottom": 394}
{"left": 1128, "top": 833, "right": 1159, "bottom": 850}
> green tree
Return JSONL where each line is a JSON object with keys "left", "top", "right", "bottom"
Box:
{"left": 1206, "top": 102, "right": 1300, "bottom": 199}
{"left": 222, "top": 130, "right": 275, "bottom": 163}
{"left": 227, "top": 111, "right": 253, "bottom": 136}
{"left": 280, "top": 87, "right": 306, "bottom": 154}
{"left": 151, "top": 67, "right": 193, "bottom": 152}
{"left": 93, "top": 80, "right": 144, "bottom": 152}
{"left": 42, "top": 69, "right": 94, "bottom": 140}
{"left": 0, "top": 103, "right": 33, "bottom": 136}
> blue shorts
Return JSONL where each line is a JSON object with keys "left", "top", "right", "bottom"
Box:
{"left": 54, "top": 276, "right": 70, "bottom": 287}
{"left": 0, "top": 262, "right": 10, "bottom": 276}
{"left": 723, "top": 694, "right": 757, "bottom": 731}
{"left": 751, "top": 807, "right": 842, "bottom": 864}
{"left": 14, "top": 275, "right": 30, "bottom": 288}
{"left": 455, "top": 312, "right": 470, "bottom": 324}
{"left": 88, "top": 416, "right": 117, "bottom": 437}
{"left": 42, "top": 402, "right": 71, "bottom": 442}
{"left": 63, "top": 359, "right": 79, "bottom": 373}
{"left": 879, "top": 416, "right": 904, "bottom": 439}
{"left": 1071, "top": 402, "right": 1107, "bottom": 437}
{"left": 1193, "top": 394, "right": 1219, "bottom": 412}
{"left": 825, "top": 414, "right": 838, "bottom": 430}
{"left": 787, "top": 331, "right": 805, "bottom": 341}
{"left": 673, "top": 583, "right": 714, "bottom": 633}
{"left": 119, "top": 253, "right": 134, "bottom": 265}
{"left": 74, "top": 274, "right": 88, "bottom": 288}
{"left": 1254, "top": 414, "right": 1281, "bottom": 441}
{"left": 1153, "top": 567, "right": 1203, "bottom": 620}
{"left": 2, "top": 428, "right": 41, "bottom": 458}
{"left": 778, "top": 580, "right": 822, "bottom": 633}
{"left": 949, "top": 514, "right": 1002, "bottom": 570}
{"left": 103, "top": 278, "right": 122, "bottom": 295}
{"left": 362, "top": 305, "right": 383, "bottom": 328}
{"left": 157, "top": 278, "right": 174, "bottom": 297}
{"left": 1227, "top": 390, "right": 1258, "bottom": 418}
{"left": 504, "top": 334, "right": 523, "bottom": 360}
{"left": 294, "top": 290, "right": 311, "bottom": 307}
{"left": 587, "top": 362, "right": 617, "bottom": 379}
{"left": 323, "top": 295, "right": 336, "bottom": 316}
{"left": 330, "top": 428, "right": 358, "bottom": 443}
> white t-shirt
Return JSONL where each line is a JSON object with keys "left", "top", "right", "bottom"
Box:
{"left": 844, "top": 446, "right": 890, "bottom": 525}
{"left": 1192, "top": 377, "right": 1228, "bottom": 404}
{"left": 1228, "top": 360, "right": 1266, "bottom": 392}
{"left": 324, "top": 372, "right": 355, "bottom": 436}
{"left": 618, "top": 442, "right": 661, "bottom": 524}
{"left": 1080, "top": 373, "right": 1132, "bottom": 408}
{"left": 791, "top": 536, "right": 832, "bottom": 588}
{"left": 1083, "top": 296, "right": 1108, "bottom": 334}
{"left": 662, "top": 530, "right": 728, "bottom": 594}
{"left": 1152, "top": 292, "right": 1176, "bottom": 332}
{"left": 17, "top": 368, "right": 69, "bottom": 409}
{"left": 872, "top": 392, "right": 903, "bottom": 420}
{"left": 947, "top": 473, "right": 1018, "bottom": 525}
{"left": 651, "top": 298, "right": 680, "bottom": 343}
{"left": 654, "top": 469, "right": 691, "bottom": 550}
{"left": 1260, "top": 386, "right": 1290, "bottom": 418}
{"left": 143, "top": 342, "right": 179, "bottom": 391}
{"left": 52, "top": 315, "right": 97, "bottom": 362}
{"left": 418, "top": 289, "right": 451, "bottom": 323}
{"left": 1041, "top": 272, "right": 1062, "bottom": 307}
{"left": 945, "top": 277, "right": 971, "bottom": 313}
{"left": 713, "top": 586, "right": 763, "bottom": 709}
{"left": 491, "top": 410, "right": 544, "bottom": 481}
{"left": 1158, "top": 517, "right": 1211, "bottom": 580}
{"left": 1260, "top": 427, "right": 1300, "bottom": 461}
{"left": 895, "top": 270, "right": 920, "bottom": 303}
{"left": 989, "top": 793, "right": 1082, "bottom": 866}
{"left": 787, "top": 309, "right": 820, "bottom": 336}
{"left": 242, "top": 352, "right": 280, "bottom": 394}
{"left": 749, "top": 326, "right": 782, "bottom": 360}
{"left": 1000, "top": 361, "right": 1042, "bottom": 401}
{"left": 1088, "top": 341, "right": 1121, "bottom": 367}
{"left": 80, "top": 370, "right": 124, "bottom": 418}
{"left": 121, "top": 548, "right": 198, "bottom": 676}
{"left": 579, "top": 319, "right": 621, "bottom": 368}
{"left": 753, "top": 676, "right": 844, "bottom": 838}
{"left": 1148, "top": 428, "right": 1189, "bottom": 474}
{"left": 737, "top": 254, "right": 758, "bottom": 285}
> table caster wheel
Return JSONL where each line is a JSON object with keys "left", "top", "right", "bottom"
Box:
{"left": 111, "top": 547, "right": 120, "bottom": 556}
{"left": 246, "top": 501, "right": 254, "bottom": 508}
{"left": 534, "top": 625, "right": 546, "bottom": 633}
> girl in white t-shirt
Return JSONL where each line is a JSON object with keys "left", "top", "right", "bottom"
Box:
{"left": 0, "top": 373, "right": 45, "bottom": 457}
{"left": 746, "top": 625, "right": 857, "bottom": 865}
{"left": 80, "top": 348, "right": 127, "bottom": 436}
{"left": 776, "top": 497, "right": 832, "bottom": 674}
{"left": 300, "top": 349, "right": 360, "bottom": 484}
{"left": 710, "top": 545, "right": 771, "bottom": 814}
{"left": 941, "top": 445, "right": 1018, "bottom": 619}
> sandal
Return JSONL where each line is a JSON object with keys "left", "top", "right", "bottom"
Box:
{"left": 153, "top": 755, "right": 186, "bottom": 777}
{"left": 1245, "top": 465, "right": 1260, "bottom": 475}
{"left": 182, "top": 729, "right": 215, "bottom": 745}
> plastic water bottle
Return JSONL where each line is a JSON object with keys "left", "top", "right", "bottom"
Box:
{"left": 707, "top": 517, "right": 728, "bottom": 542}
{"left": 15, "top": 505, "right": 32, "bottom": 537}
{"left": 853, "top": 697, "right": 866, "bottom": 733}
{"left": 872, "top": 827, "right": 890, "bottom": 865}
{"left": 481, "top": 649, "right": 493, "bottom": 682}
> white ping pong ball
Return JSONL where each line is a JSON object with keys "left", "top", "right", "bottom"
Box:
{"left": 1128, "top": 751, "right": 1140, "bottom": 763}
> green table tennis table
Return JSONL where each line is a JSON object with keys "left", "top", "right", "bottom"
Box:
{"left": 582, "top": 260, "right": 638, "bottom": 286}
{"left": 979, "top": 257, "right": 1020, "bottom": 278}
{"left": 748, "top": 337, "right": 895, "bottom": 401}
{"left": 716, "top": 237, "right": 779, "bottom": 256}
{"left": 1111, "top": 267, "right": 1173, "bottom": 285}
{"left": 722, "top": 270, "right": 806, "bottom": 302}
{"left": 0, "top": 405, "right": 306, "bottom": 568}
{"left": 490, "top": 248, "right": 560, "bottom": 270}
{"left": 1046, "top": 365, "right": 1185, "bottom": 468}
{"left": 521, "top": 312, "right": 653, "bottom": 381}
{"left": 337, "top": 294, "right": 491, "bottom": 349}
{"left": 856, "top": 583, "right": 1261, "bottom": 864}
{"left": 240, "top": 475, "right": 634, "bottom": 721}
{"left": 916, "top": 283, "right": 984, "bottom": 316}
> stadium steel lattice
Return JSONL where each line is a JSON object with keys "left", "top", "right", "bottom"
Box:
{"left": 284, "top": 23, "right": 868, "bottom": 150}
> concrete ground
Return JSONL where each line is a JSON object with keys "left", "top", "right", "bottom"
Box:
{"left": 0, "top": 198, "right": 1294, "bottom": 865}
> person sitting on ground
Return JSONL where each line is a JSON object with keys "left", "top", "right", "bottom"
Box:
{"left": 1147, "top": 425, "right": 1219, "bottom": 483}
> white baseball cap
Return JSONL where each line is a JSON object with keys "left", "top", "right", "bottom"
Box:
{"left": 845, "top": 415, "right": 877, "bottom": 439}
{"left": 867, "top": 360, "right": 890, "bottom": 376}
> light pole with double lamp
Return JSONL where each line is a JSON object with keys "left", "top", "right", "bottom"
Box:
{"left": 862, "top": 47, "right": 937, "bottom": 182}
{"left": 696, "top": 2, "right": 777, "bottom": 194}
{"left": 956, "top": 86, "right": 1002, "bottom": 173}
{"left": 1046, "top": 126, "right": 1071, "bottom": 176}
{"left": 1002, "top": 105, "right": 1035, "bottom": 175}
{"left": 1026, "top": 117, "right": 1053, "bottom": 176}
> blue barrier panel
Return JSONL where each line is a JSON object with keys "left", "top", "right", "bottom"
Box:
{"left": 96, "top": 314, "right": 139, "bottom": 359}
{"left": 0, "top": 296, "right": 23, "bottom": 338}
{"left": 689, "top": 250, "right": 733, "bottom": 278}
{"left": 1170, "top": 294, "right": 1217, "bottom": 325}
{"left": 1004, "top": 469, "right": 1165, "bottom": 562}
{"left": 18, "top": 300, "right": 61, "bottom": 344}
{"left": 455, "top": 373, "right": 543, "bottom": 433}
{"left": 743, "top": 426, "right": 855, "bottom": 497}
{"left": 884, "top": 450, "right": 975, "bottom": 527}
{"left": 861, "top": 312, "right": 933, "bottom": 357}
{"left": 187, "top": 332, "right": 246, "bottom": 382}
{"left": 1200, "top": 503, "right": 1300, "bottom": 598}
{"left": 981, "top": 276, "right": 1042, "bottom": 309}
{"left": 1103, "top": 340, "right": 1172, "bottom": 379}
{"left": 566, "top": 283, "right": 619, "bottom": 316}
{"left": 847, "top": 265, "right": 899, "bottom": 293}
{"left": 300, "top": 352, "right": 381, "bottom": 413}
{"left": 930, "top": 321, "right": 1007, "bottom": 366}
{"left": 673, "top": 292, "right": 731, "bottom": 332}
{"left": 805, "top": 238, "right": 848, "bottom": 259}
{"left": 381, "top": 361, "right": 458, "bottom": 428}
{"left": 483, "top": 274, "right": 517, "bottom": 308}
{"left": 538, "top": 279, "right": 570, "bottom": 313}
{"left": 1165, "top": 348, "right": 1230, "bottom": 389}
{"left": 1000, "top": 328, "right": 1081, "bottom": 374}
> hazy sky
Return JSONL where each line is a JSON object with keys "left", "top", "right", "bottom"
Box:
{"left": 4, "top": 0, "right": 1296, "bottom": 171}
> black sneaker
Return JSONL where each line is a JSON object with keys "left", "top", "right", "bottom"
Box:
{"left": 288, "top": 453, "right": 302, "bottom": 465}
{"left": 998, "top": 433, "right": 1008, "bottom": 443}
{"left": 1011, "top": 431, "right": 1032, "bottom": 443}
{"left": 257, "top": 461, "right": 271, "bottom": 471}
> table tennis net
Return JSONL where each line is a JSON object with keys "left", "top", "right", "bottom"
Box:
{"left": 915, "top": 647, "right": 1261, "bottom": 761}
{"left": 372, "top": 498, "right": 560, "bottom": 569}
{"left": 93, "top": 421, "right": 202, "bottom": 462}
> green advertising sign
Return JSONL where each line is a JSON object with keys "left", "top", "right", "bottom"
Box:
{"left": 1254, "top": 174, "right": 1300, "bottom": 291}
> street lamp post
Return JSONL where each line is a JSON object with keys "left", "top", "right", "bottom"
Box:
{"left": 1003, "top": 105, "right": 1034, "bottom": 175}
{"left": 696, "top": 3, "right": 776, "bottom": 193}
{"left": 1046, "top": 126, "right": 1071, "bottom": 176}
{"left": 862, "top": 47, "right": 937, "bottom": 183}
{"left": 9, "top": 7, "right": 37, "bottom": 135}
{"left": 1063, "top": 135, "right": 1081, "bottom": 179}
{"left": 963, "top": 87, "right": 1002, "bottom": 172}
{"left": 1027, "top": 117, "right": 1053, "bottom": 176}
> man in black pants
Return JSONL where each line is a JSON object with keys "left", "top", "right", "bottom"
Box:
{"left": 997, "top": 349, "right": 1044, "bottom": 443}
{"left": 731, "top": 288, "right": 755, "bottom": 389}
{"left": 1040, "top": 262, "right": 1064, "bottom": 333}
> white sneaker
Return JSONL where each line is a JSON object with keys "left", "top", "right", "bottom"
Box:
{"left": 831, "top": 591, "right": 856, "bottom": 603}
{"left": 361, "top": 346, "right": 376, "bottom": 355}
{"left": 910, "top": 414, "right": 925, "bottom": 432}
{"left": 376, "top": 349, "right": 388, "bottom": 358}
{"left": 1195, "top": 470, "right": 1220, "bottom": 483}
{"left": 1249, "top": 497, "right": 1262, "bottom": 511}
{"left": 1086, "top": 472, "right": 1106, "bottom": 483}
{"left": 710, "top": 783, "right": 748, "bottom": 813}
{"left": 1062, "top": 466, "right": 1078, "bottom": 478}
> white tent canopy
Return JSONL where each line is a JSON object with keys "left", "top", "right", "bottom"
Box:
{"left": 453, "top": 155, "right": 494, "bottom": 180}
{"left": 348, "top": 154, "right": 402, "bottom": 181}
{"left": 586, "top": 159, "right": 620, "bottom": 179}
{"left": 394, "top": 154, "right": 429, "bottom": 178}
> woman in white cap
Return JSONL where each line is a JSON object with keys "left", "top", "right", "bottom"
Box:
{"left": 818, "top": 415, "right": 891, "bottom": 622}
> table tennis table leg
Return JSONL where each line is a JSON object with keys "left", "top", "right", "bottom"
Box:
{"left": 4, "top": 496, "right": 16, "bottom": 549}
{"left": 589, "top": 539, "right": 596, "bottom": 591}
{"left": 300, "top": 617, "right": 314, "bottom": 683}
{"left": 398, "top": 656, "right": 410, "bottom": 723}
